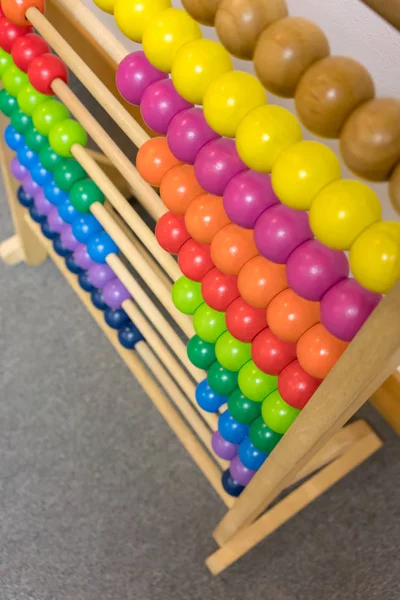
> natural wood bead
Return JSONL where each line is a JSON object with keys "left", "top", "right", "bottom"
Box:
{"left": 253, "top": 17, "right": 330, "bottom": 98}
{"left": 340, "top": 98, "right": 400, "bottom": 181}
{"left": 181, "top": 0, "right": 222, "bottom": 26}
{"left": 295, "top": 56, "right": 375, "bottom": 138}
{"left": 214, "top": 0, "right": 288, "bottom": 60}
{"left": 389, "top": 162, "right": 400, "bottom": 215}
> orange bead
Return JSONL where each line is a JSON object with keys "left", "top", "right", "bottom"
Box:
{"left": 297, "top": 323, "right": 349, "bottom": 379}
{"left": 185, "top": 193, "right": 230, "bottom": 244}
{"left": 2, "top": 0, "right": 45, "bottom": 27}
{"left": 136, "top": 137, "right": 182, "bottom": 187}
{"left": 211, "top": 224, "right": 258, "bottom": 275}
{"left": 237, "top": 255, "right": 287, "bottom": 308}
{"left": 267, "top": 288, "right": 320, "bottom": 343}
{"left": 160, "top": 164, "right": 205, "bottom": 214}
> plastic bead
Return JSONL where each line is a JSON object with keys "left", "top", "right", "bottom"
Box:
{"left": 40, "top": 221, "right": 59, "bottom": 240}
{"left": 73, "top": 243, "right": 95, "bottom": 270}
{"left": 221, "top": 469, "right": 244, "bottom": 497}
{"left": 215, "top": 331, "right": 252, "bottom": 372}
{"left": 39, "top": 143, "right": 64, "bottom": 172}
{"left": 389, "top": 163, "right": 400, "bottom": 216}
{"left": 167, "top": 107, "right": 219, "bottom": 165}
{"left": 58, "top": 198, "right": 79, "bottom": 224}
{"left": 31, "top": 161, "right": 52, "bottom": 186}
{"left": 187, "top": 335, "right": 216, "bottom": 370}
{"left": 43, "top": 181, "right": 68, "bottom": 206}
{"left": 237, "top": 255, "right": 288, "bottom": 309}
{"left": 194, "top": 137, "right": 246, "bottom": 196}
{"left": 28, "top": 203, "right": 46, "bottom": 223}
{"left": 249, "top": 416, "right": 282, "bottom": 453}
{"left": 140, "top": 78, "right": 193, "bottom": 135}
{"left": 155, "top": 211, "right": 190, "bottom": 254}
{"left": 104, "top": 308, "right": 130, "bottom": 330}
{"left": 181, "top": 0, "right": 220, "bottom": 26}
{"left": 1, "top": 0, "right": 45, "bottom": 27}
{"left": 201, "top": 267, "right": 239, "bottom": 312}
{"left": 0, "top": 18, "right": 31, "bottom": 53}
{"left": 278, "top": 360, "right": 321, "bottom": 410}
{"left": 238, "top": 359, "right": 277, "bottom": 403}
{"left": 32, "top": 99, "right": 69, "bottom": 136}
{"left": 297, "top": 323, "right": 349, "bottom": 379}
{"left": 196, "top": 379, "right": 227, "bottom": 412}
{"left": 91, "top": 287, "right": 109, "bottom": 309}
{"left": 2, "top": 65, "right": 29, "bottom": 96}
{"left": 118, "top": 322, "right": 144, "bottom": 348}
{"left": 172, "top": 275, "right": 203, "bottom": 315}
{"left": 178, "top": 238, "right": 213, "bottom": 282}
{"left": 0, "top": 47, "right": 13, "bottom": 76}
{"left": 22, "top": 173, "right": 40, "bottom": 198}
{"left": 0, "top": 89, "right": 18, "bottom": 116}
{"left": 193, "top": 302, "right": 226, "bottom": 343}
{"left": 54, "top": 158, "right": 86, "bottom": 191}
{"left": 267, "top": 288, "right": 321, "bottom": 344}
{"left": 33, "top": 189, "right": 53, "bottom": 215}
{"left": 11, "top": 107, "right": 32, "bottom": 134}
{"left": 49, "top": 119, "right": 88, "bottom": 158}
{"left": 53, "top": 237, "right": 72, "bottom": 258}
{"left": 25, "top": 126, "right": 47, "bottom": 152}
{"left": 70, "top": 179, "right": 105, "bottom": 213}
{"left": 87, "top": 231, "right": 119, "bottom": 263}
{"left": 211, "top": 224, "right": 258, "bottom": 275}
{"left": 230, "top": 456, "right": 255, "bottom": 486}
{"left": 60, "top": 224, "right": 79, "bottom": 252}
{"left": 88, "top": 263, "right": 115, "bottom": 289}
{"left": 223, "top": 171, "right": 278, "bottom": 229}
{"left": 10, "top": 157, "right": 27, "bottom": 180}
{"left": 93, "top": 0, "right": 117, "bottom": 13}
{"left": 4, "top": 124, "right": 24, "bottom": 150}
{"left": 212, "top": 432, "right": 238, "bottom": 461}
{"left": 47, "top": 206, "right": 66, "bottom": 233}
{"left": 252, "top": 328, "right": 297, "bottom": 376}
{"left": 218, "top": 410, "right": 249, "bottom": 444}
{"left": 136, "top": 136, "right": 182, "bottom": 187}
{"left": 114, "top": 0, "right": 172, "bottom": 43}
{"left": 238, "top": 437, "right": 268, "bottom": 471}
{"left": 17, "top": 185, "right": 34, "bottom": 207}
{"left": 17, "top": 144, "right": 38, "bottom": 169}
{"left": 261, "top": 389, "right": 300, "bottom": 434}
{"left": 226, "top": 296, "right": 267, "bottom": 343}
{"left": 228, "top": 388, "right": 261, "bottom": 425}
{"left": 160, "top": 163, "right": 204, "bottom": 214}
{"left": 185, "top": 193, "right": 230, "bottom": 244}
{"left": 78, "top": 271, "right": 96, "bottom": 293}
{"left": 103, "top": 278, "right": 132, "bottom": 310}
{"left": 208, "top": 360, "right": 239, "bottom": 396}
{"left": 11, "top": 32, "right": 49, "bottom": 72}
{"left": 28, "top": 53, "right": 68, "bottom": 95}
{"left": 116, "top": 51, "right": 167, "bottom": 106}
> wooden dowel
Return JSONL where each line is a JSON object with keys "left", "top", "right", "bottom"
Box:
{"left": 357, "top": 0, "right": 400, "bottom": 31}
{"left": 214, "top": 280, "right": 400, "bottom": 545}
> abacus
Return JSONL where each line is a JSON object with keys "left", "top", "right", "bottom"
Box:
{"left": 0, "top": 0, "right": 399, "bottom": 575}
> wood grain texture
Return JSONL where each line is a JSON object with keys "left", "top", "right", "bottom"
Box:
{"left": 181, "top": 0, "right": 222, "bottom": 25}
{"left": 389, "top": 162, "right": 400, "bottom": 215}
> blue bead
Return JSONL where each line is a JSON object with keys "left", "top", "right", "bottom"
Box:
{"left": 118, "top": 321, "right": 144, "bottom": 349}
{"left": 195, "top": 379, "right": 227, "bottom": 413}
{"left": 104, "top": 308, "right": 130, "bottom": 330}
{"left": 29, "top": 204, "right": 47, "bottom": 224}
{"left": 65, "top": 254, "right": 85, "bottom": 275}
{"left": 41, "top": 221, "right": 59, "bottom": 240}
{"left": 4, "top": 125, "right": 25, "bottom": 151}
{"left": 221, "top": 469, "right": 244, "bottom": 498}
{"left": 53, "top": 237, "right": 73, "bottom": 258}
{"left": 78, "top": 271, "right": 95, "bottom": 292}
{"left": 238, "top": 437, "right": 268, "bottom": 471}
{"left": 91, "top": 288, "right": 109, "bottom": 310}
{"left": 87, "top": 231, "right": 118, "bottom": 264}
{"left": 31, "top": 162, "right": 53, "bottom": 187}
{"left": 17, "top": 145, "right": 39, "bottom": 169}
{"left": 17, "top": 186, "right": 34, "bottom": 208}
{"left": 218, "top": 410, "right": 249, "bottom": 444}
{"left": 44, "top": 181, "right": 69, "bottom": 206}
{"left": 72, "top": 214, "right": 103, "bottom": 243}
{"left": 58, "top": 198, "right": 79, "bottom": 224}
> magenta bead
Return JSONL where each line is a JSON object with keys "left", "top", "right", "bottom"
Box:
{"left": 88, "top": 263, "right": 115, "bottom": 289}
{"left": 34, "top": 189, "right": 53, "bottom": 215}
{"left": 230, "top": 455, "right": 256, "bottom": 486}
{"left": 10, "top": 157, "right": 28, "bottom": 181}
{"left": 60, "top": 224, "right": 79, "bottom": 251}
{"left": 212, "top": 431, "right": 238, "bottom": 460}
{"left": 103, "top": 277, "right": 132, "bottom": 310}
{"left": 287, "top": 240, "right": 349, "bottom": 301}
{"left": 167, "top": 107, "right": 220, "bottom": 164}
{"left": 22, "top": 173, "right": 40, "bottom": 197}
{"left": 116, "top": 51, "right": 167, "bottom": 106}
{"left": 74, "top": 243, "right": 95, "bottom": 270}
{"left": 140, "top": 78, "right": 193, "bottom": 135}
{"left": 255, "top": 204, "right": 313, "bottom": 264}
{"left": 47, "top": 206, "right": 65, "bottom": 233}
{"left": 321, "top": 278, "right": 381, "bottom": 342}
{"left": 194, "top": 138, "right": 246, "bottom": 196}
{"left": 223, "top": 171, "right": 279, "bottom": 229}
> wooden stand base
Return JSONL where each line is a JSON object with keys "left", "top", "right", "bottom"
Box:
{"left": 0, "top": 234, "right": 25, "bottom": 266}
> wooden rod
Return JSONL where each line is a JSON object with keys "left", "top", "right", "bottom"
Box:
{"left": 214, "top": 280, "right": 400, "bottom": 545}
{"left": 358, "top": 0, "right": 400, "bottom": 31}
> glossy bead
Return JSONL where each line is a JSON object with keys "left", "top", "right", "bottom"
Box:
{"left": 185, "top": 193, "right": 230, "bottom": 244}
{"left": 74, "top": 244, "right": 95, "bottom": 270}
{"left": 193, "top": 302, "right": 226, "bottom": 343}
{"left": 28, "top": 53, "right": 68, "bottom": 95}
{"left": 10, "top": 157, "right": 27, "bottom": 180}
{"left": 187, "top": 335, "right": 216, "bottom": 370}
{"left": 88, "top": 263, "right": 115, "bottom": 289}
{"left": 230, "top": 456, "right": 255, "bottom": 486}
{"left": 49, "top": 119, "right": 88, "bottom": 158}
{"left": 17, "top": 185, "right": 34, "bottom": 207}
{"left": 181, "top": 0, "right": 221, "bottom": 26}
{"left": 201, "top": 268, "right": 239, "bottom": 312}
{"left": 0, "top": 18, "right": 31, "bottom": 52}
{"left": 237, "top": 255, "right": 287, "bottom": 309}
{"left": 194, "top": 137, "right": 246, "bottom": 196}
{"left": 136, "top": 136, "right": 182, "bottom": 187}
{"left": 196, "top": 379, "right": 227, "bottom": 412}
{"left": 221, "top": 469, "right": 244, "bottom": 497}
{"left": 114, "top": 0, "right": 172, "bottom": 43}
{"left": 10, "top": 108, "right": 32, "bottom": 134}
{"left": 253, "top": 17, "right": 330, "bottom": 98}
{"left": 116, "top": 51, "right": 167, "bottom": 106}
{"left": 171, "top": 38, "right": 232, "bottom": 104}
{"left": 261, "top": 389, "right": 300, "bottom": 434}
{"left": 28, "top": 203, "right": 46, "bottom": 223}
{"left": 47, "top": 206, "right": 67, "bottom": 233}
{"left": 17, "top": 84, "right": 50, "bottom": 118}
{"left": 5, "top": 125, "right": 25, "bottom": 151}
{"left": 104, "top": 308, "right": 130, "bottom": 330}
{"left": 223, "top": 171, "right": 278, "bottom": 229}
{"left": 249, "top": 415, "right": 282, "bottom": 453}
{"left": 215, "top": 331, "right": 252, "bottom": 372}
{"left": 172, "top": 276, "right": 203, "bottom": 315}
{"left": 211, "top": 224, "right": 258, "bottom": 275}
{"left": 238, "top": 359, "right": 277, "bottom": 403}
{"left": 60, "top": 224, "right": 79, "bottom": 252}
{"left": 39, "top": 143, "right": 64, "bottom": 172}
{"left": 0, "top": 47, "right": 13, "bottom": 75}
{"left": 178, "top": 238, "right": 213, "bottom": 282}
{"left": 295, "top": 56, "right": 375, "bottom": 138}
{"left": 25, "top": 126, "right": 47, "bottom": 152}
{"left": 208, "top": 360, "right": 239, "bottom": 396}
{"left": 1, "top": 0, "right": 45, "bottom": 27}
{"left": 118, "top": 322, "right": 144, "bottom": 348}
{"left": 22, "top": 173, "right": 40, "bottom": 198}
{"left": 43, "top": 181, "right": 68, "bottom": 206}
{"left": 252, "top": 328, "right": 297, "bottom": 376}
{"left": 228, "top": 388, "right": 261, "bottom": 425}
{"left": 271, "top": 141, "right": 341, "bottom": 210}
{"left": 72, "top": 214, "right": 103, "bottom": 243}
{"left": 91, "top": 288, "right": 109, "bottom": 309}
{"left": 58, "top": 198, "right": 79, "bottom": 224}
{"left": 93, "top": 0, "right": 116, "bottom": 13}
{"left": 167, "top": 107, "right": 219, "bottom": 165}
{"left": 53, "top": 237, "right": 72, "bottom": 258}
{"left": 32, "top": 99, "right": 69, "bottom": 136}
{"left": 33, "top": 189, "right": 53, "bottom": 215}
{"left": 236, "top": 105, "right": 302, "bottom": 173}
{"left": 54, "top": 159, "right": 86, "bottom": 191}
{"left": 87, "top": 231, "right": 119, "bottom": 263}
{"left": 238, "top": 437, "right": 268, "bottom": 471}
{"left": 226, "top": 296, "right": 267, "bottom": 343}
{"left": 40, "top": 221, "right": 59, "bottom": 240}
{"left": 78, "top": 271, "right": 96, "bottom": 293}
{"left": 140, "top": 78, "right": 192, "bottom": 135}
{"left": 0, "top": 89, "right": 18, "bottom": 116}
{"left": 142, "top": 7, "right": 202, "bottom": 72}
{"left": 267, "top": 288, "right": 320, "bottom": 344}
{"left": 17, "top": 144, "right": 38, "bottom": 169}
{"left": 297, "top": 323, "right": 349, "bottom": 379}
{"left": 203, "top": 70, "right": 267, "bottom": 137}
{"left": 218, "top": 410, "right": 249, "bottom": 444}
{"left": 155, "top": 211, "right": 190, "bottom": 254}
{"left": 11, "top": 32, "right": 49, "bottom": 72}
{"left": 212, "top": 432, "right": 238, "bottom": 462}
{"left": 70, "top": 179, "right": 105, "bottom": 213}
{"left": 160, "top": 163, "right": 204, "bottom": 214}
{"left": 278, "top": 360, "right": 321, "bottom": 410}
{"left": 2, "top": 65, "right": 29, "bottom": 96}
{"left": 103, "top": 278, "right": 132, "bottom": 310}
{"left": 31, "top": 161, "right": 52, "bottom": 187}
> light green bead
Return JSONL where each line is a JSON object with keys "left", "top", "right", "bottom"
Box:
{"left": 2, "top": 65, "right": 29, "bottom": 97}
{"left": 193, "top": 303, "right": 226, "bottom": 343}
{"left": 32, "top": 99, "right": 70, "bottom": 136}
{"left": 17, "top": 84, "right": 48, "bottom": 116}
{"left": 48, "top": 119, "right": 88, "bottom": 158}
{"left": 238, "top": 360, "right": 277, "bottom": 403}
{"left": 215, "top": 331, "right": 251, "bottom": 372}
{"left": 261, "top": 390, "right": 300, "bottom": 434}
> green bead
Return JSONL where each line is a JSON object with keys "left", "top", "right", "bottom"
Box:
{"left": 49, "top": 118, "right": 88, "bottom": 158}
{"left": 172, "top": 276, "right": 203, "bottom": 315}
{"left": 238, "top": 360, "right": 278, "bottom": 403}
{"left": 10, "top": 108, "right": 33, "bottom": 134}
{"left": 39, "top": 143, "right": 65, "bottom": 172}
{"left": 207, "top": 360, "right": 238, "bottom": 397}
{"left": 25, "top": 127, "right": 47, "bottom": 153}
{"left": 261, "top": 390, "right": 300, "bottom": 435}
{"left": 54, "top": 159, "right": 86, "bottom": 191}
{"left": 17, "top": 84, "right": 47, "bottom": 116}
{"left": 193, "top": 303, "right": 226, "bottom": 343}
{"left": 187, "top": 335, "right": 216, "bottom": 370}
{"left": 228, "top": 388, "right": 261, "bottom": 425}
{"left": 0, "top": 48, "right": 13, "bottom": 77}
{"left": 32, "top": 99, "right": 70, "bottom": 136}
{"left": 249, "top": 416, "right": 282, "bottom": 453}
{"left": 0, "top": 89, "right": 17, "bottom": 117}
{"left": 215, "top": 331, "right": 251, "bottom": 372}
{"left": 70, "top": 178, "right": 105, "bottom": 213}
{"left": 2, "top": 65, "right": 29, "bottom": 97}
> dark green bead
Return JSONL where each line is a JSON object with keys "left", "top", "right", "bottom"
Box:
{"left": 10, "top": 108, "right": 33, "bottom": 134}
{"left": 39, "top": 143, "right": 65, "bottom": 172}
{"left": 53, "top": 159, "right": 86, "bottom": 191}
{"left": 207, "top": 360, "right": 238, "bottom": 397}
{"left": 187, "top": 335, "right": 216, "bottom": 370}
{"left": 70, "top": 178, "right": 105, "bottom": 213}
{"left": 228, "top": 388, "right": 261, "bottom": 425}
{"left": 25, "top": 127, "right": 47, "bottom": 153}
{"left": 0, "top": 89, "right": 17, "bottom": 117}
{"left": 249, "top": 416, "right": 283, "bottom": 454}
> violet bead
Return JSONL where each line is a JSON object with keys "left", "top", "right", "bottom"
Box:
{"left": 140, "top": 78, "right": 193, "bottom": 135}
{"left": 47, "top": 206, "right": 66, "bottom": 233}
{"left": 116, "top": 51, "right": 167, "bottom": 106}
{"left": 87, "top": 263, "right": 115, "bottom": 289}
{"left": 224, "top": 170, "right": 279, "bottom": 229}
{"left": 22, "top": 173, "right": 40, "bottom": 197}
{"left": 74, "top": 243, "right": 95, "bottom": 270}
{"left": 34, "top": 189, "right": 53, "bottom": 216}
{"left": 103, "top": 277, "right": 132, "bottom": 310}
{"left": 60, "top": 224, "right": 79, "bottom": 251}
{"left": 167, "top": 107, "right": 220, "bottom": 164}
{"left": 195, "top": 138, "right": 246, "bottom": 196}
{"left": 10, "top": 157, "right": 28, "bottom": 181}
{"left": 230, "top": 455, "right": 256, "bottom": 486}
{"left": 212, "top": 431, "right": 238, "bottom": 460}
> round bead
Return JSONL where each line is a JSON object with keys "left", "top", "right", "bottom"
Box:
{"left": 215, "top": 331, "right": 252, "bottom": 372}
{"left": 171, "top": 275, "right": 203, "bottom": 315}
{"left": 178, "top": 238, "right": 213, "bottom": 282}
{"left": 114, "top": 0, "right": 172, "bottom": 43}
{"left": 66, "top": 255, "right": 85, "bottom": 276}
{"left": 140, "top": 78, "right": 193, "bottom": 135}
{"left": 167, "top": 107, "right": 220, "bottom": 165}
{"left": 53, "top": 238, "right": 72, "bottom": 258}
{"left": 33, "top": 189, "right": 52, "bottom": 215}
{"left": 60, "top": 224, "right": 79, "bottom": 252}
{"left": 0, "top": 18, "right": 31, "bottom": 52}
{"left": 252, "top": 328, "right": 297, "bottom": 376}
{"left": 17, "top": 145, "right": 38, "bottom": 169}
{"left": 389, "top": 163, "right": 400, "bottom": 215}
{"left": 181, "top": 0, "right": 220, "bottom": 26}
{"left": 22, "top": 172, "right": 40, "bottom": 196}
{"left": 267, "top": 288, "right": 321, "bottom": 344}
{"left": 185, "top": 193, "right": 230, "bottom": 244}
{"left": 155, "top": 211, "right": 190, "bottom": 254}
{"left": 10, "top": 157, "right": 27, "bottom": 180}
{"left": 228, "top": 388, "right": 261, "bottom": 425}
{"left": 1, "top": 0, "right": 45, "bottom": 27}
{"left": 261, "top": 389, "right": 300, "bottom": 434}
{"left": 58, "top": 198, "right": 79, "bottom": 224}
{"left": 160, "top": 163, "right": 204, "bottom": 214}
{"left": 212, "top": 432, "right": 238, "bottom": 461}
{"left": 237, "top": 255, "right": 287, "bottom": 309}
{"left": 218, "top": 410, "right": 249, "bottom": 444}
{"left": 193, "top": 302, "right": 226, "bottom": 343}
{"left": 40, "top": 221, "right": 59, "bottom": 240}
{"left": 271, "top": 141, "right": 342, "bottom": 210}
{"left": 0, "top": 89, "right": 18, "bottom": 116}
{"left": 221, "top": 469, "right": 244, "bottom": 497}
{"left": 70, "top": 179, "right": 105, "bottom": 213}
{"left": 238, "top": 437, "right": 268, "bottom": 471}
{"left": 39, "top": 143, "right": 64, "bottom": 172}
{"left": 17, "top": 186, "right": 34, "bottom": 207}
{"left": 32, "top": 99, "right": 69, "bottom": 136}
{"left": 54, "top": 158, "right": 86, "bottom": 191}
{"left": 171, "top": 38, "right": 233, "bottom": 104}
{"left": 104, "top": 308, "right": 130, "bottom": 330}
{"left": 118, "top": 322, "right": 144, "bottom": 348}
{"left": 31, "top": 161, "right": 52, "bottom": 186}
{"left": 201, "top": 267, "right": 239, "bottom": 312}
{"left": 278, "top": 360, "right": 321, "bottom": 410}
{"left": 253, "top": 17, "right": 330, "bottom": 98}
{"left": 238, "top": 359, "right": 277, "bottom": 402}
{"left": 73, "top": 244, "right": 95, "bottom": 270}
{"left": 88, "top": 263, "right": 115, "bottom": 289}
{"left": 87, "top": 231, "right": 119, "bottom": 263}
{"left": 28, "top": 204, "right": 46, "bottom": 223}
{"left": 10, "top": 108, "right": 32, "bottom": 134}
{"left": 236, "top": 104, "right": 302, "bottom": 173}
{"left": 226, "top": 296, "right": 267, "bottom": 343}
{"left": 25, "top": 126, "right": 47, "bottom": 152}
{"left": 5, "top": 125, "right": 25, "bottom": 151}
{"left": 93, "top": 0, "right": 116, "bottom": 13}
{"left": 91, "top": 288, "right": 108, "bottom": 310}
{"left": 194, "top": 137, "right": 246, "bottom": 196}
{"left": 142, "top": 7, "right": 202, "bottom": 73}
{"left": 2, "top": 65, "right": 29, "bottom": 96}
{"left": 230, "top": 456, "right": 255, "bottom": 486}
{"left": 116, "top": 51, "right": 167, "bottom": 106}
{"left": 49, "top": 119, "right": 88, "bottom": 158}
{"left": 295, "top": 56, "right": 375, "bottom": 138}
{"left": 208, "top": 360, "right": 239, "bottom": 396}
{"left": 187, "top": 335, "right": 216, "bottom": 370}
{"left": 136, "top": 136, "right": 182, "bottom": 187}
{"left": 28, "top": 53, "right": 68, "bottom": 95}
{"left": 297, "top": 323, "right": 349, "bottom": 379}
{"left": 196, "top": 379, "right": 227, "bottom": 413}
{"left": 43, "top": 181, "right": 68, "bottom": 206}
{"left": 223, "top": 171, "right": 278, "bottom": 229}
{"left": 211, "top": 224, "right": 258, "bottom": 275}
{"left": 78, "top": 271, "right": 96, "bottom": 293}
{"left": 103, "top": 278, "right": 132, "bottom": 310}
{"left": 11, "top": 32, "right": 49, "bottom": 72}
{"left": 47, "top": 206, "right": 66, "bottom": 233}
{"left": 249, "top": 416, "right": 282, "bottom": 453}
{"left": 0, "top": 47, "right": 13, "bottom": 76}
{"left": 203, "top": 70, "right": 267, "bottom": 138}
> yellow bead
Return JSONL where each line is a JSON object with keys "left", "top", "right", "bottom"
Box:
{"left": 236, "top": 105, "right": 302, "bottom": 172}
{"left": 203, "top": 71, "right": 267, "bottom": 138}
{"left": 114, "top": 0, "right": 172, "bottom": 43}
{"left": 93, "top": 0, "right": 116, "bottom": 13}
{"left": 142, "top": 8, "right": 202, "bottom": 73}
{"left": 350, "top": 222, "right": 400, "bottom": 293}
{"left": 309, "top": 180, "right": 382, "bottom": 250}
{"left": 171, "top": 39, "right": 233, "bottom": 105}
{"left": 271, "top": 141, "right": 341, "bottom": 210}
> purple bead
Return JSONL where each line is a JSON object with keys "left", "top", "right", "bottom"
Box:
{"left": 194, "top": 138, "right": 246, "bottom": 196}
{"left": 321, "top": 278, "right": 381, "bottom": 342}
{"left": 47, "top": 206, "right": 66, "bottom": 233}
{"left": 34, "top": 189, "right": 53, "bottom": 216}
{"left": 140, "top": 78, "right": 193, "bottom": 135}
{"left": 255, "top": 204, "right": 313, "bottom": 264}
{"left": 167, "top": 107, "right": 220, "bottom": 164}
{"left": 224, "top": 171, "right": 279, "bottom": 229}
{"left": 116, "top": 51, "right": 168, "bottom": 106}
{"left": 22, "top": 173, "right": 40, "bottom": 197}
{"left": 10, "top": 157, "right": 28, "bottom": 181}
{"left": 287, "top": 240, "right": 350, "bottom": 301}
{"left": 74, "top": 243, "right": 95, "bottom": 270}
{"left": 60, "top": 224, "right": 79, "bottom": 251}
{"left": 230, "top": 455, "right": 256, "bottom": 486}
{"left": 103, "top": 277, "right": 132, "bottom": 310}
{"left": 212, "top": 431, "right": 238, "bottom": 460}
{"left": 87, "top": 263, "right": 115, "bottom": 289}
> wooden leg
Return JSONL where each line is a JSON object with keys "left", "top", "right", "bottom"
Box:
{"left": 370, "top": 371, "right": 400, "bottom": 435}
{"left": 0, "top": 235, "right": 25, "bottom": 266}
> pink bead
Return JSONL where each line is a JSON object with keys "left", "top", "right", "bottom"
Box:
{"left": 47, "top": 206, "right": 65, "bottom": 233}
{"left": 103, "top": 277, "right": 131, "bottom": 310}
{"left": 116, "top": 51, "right": 167, "bottom": 106}
{"left": 287, "top": 240, "right": 349, "bottom": 301}
{"left": 321, "top": 278, "right": 381, "bottom": 341}
{"left": 87, "top": 263, "right": 115, "bottom": 289}
{"left": 140, "top": 78, "right": 193, "bottom": 135}
{"left": 60, "top": 224, "right": 79, "bottom": 251}
{"left": 230, "top": 455, "right": 256, "bottom": 486}
{"left": 212, "top": 431, "right": 238, "bottom": 460}
{"left": 255, "top": 204, "right": 313, "bottom": 264}
{"left": 223, "top": 171, "right": 279, "bottom": 229}
{"left": 22, "top": 172, "right": 40, "bottom": 197}
{"left": 167, "top": 107, "right": 220, "bottom": 164}
{"left": 33, "top": 189, "right": 52, "bottom": 215}
{"left": 194, "top": 138, "right": 246, "bottom": 196}
{"left": 74, "top": 243, "right": 95, "bottom": 270}
{"left": 10, "top": 157, "right": 28, "bottom": 181}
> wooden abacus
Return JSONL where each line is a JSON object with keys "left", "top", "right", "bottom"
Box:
{"left": 0, "top": 0, "right": 399, "bottom": 576}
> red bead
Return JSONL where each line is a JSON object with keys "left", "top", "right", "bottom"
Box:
{"left": 278, "top": 359, "right": 321, "bottom": 409}
{"left": 155, "top": 212, "right": 190, "bottom": 255}
{"left": 201, "top": 267, "right": 239, "bottom": 312}
{"left": 0, "top": 17, "right": 32, "bottom": 52}
{"left": 11, "top": 32, "right": 49, "bottom": 72}
{"left": 28, "top": 53, "right": 68, "bottom": 95}
{"left": 226, "top": 297, "right": 267, "bottom": 343}
{"left": 178, "top": 238, "right": 214, "bottom": 282}
{"left": 251, "top": 328, "right": 297, "bottom": 376}
{"left": 1, "top": 0, "right": 45, "bottom": 27}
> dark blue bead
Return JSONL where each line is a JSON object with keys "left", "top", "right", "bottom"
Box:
{"left": 91, "top": 288, "right": 109, "bottom": 310}
{"left": 53, "top": 237, "right": 73, "bottom": 258}
{"left": 41, "top": 221, "right": 59, "bottom": 240}
{"left": 17, "top": 186, "right": 34, "bottom": 208}
{"left": 78, "top": 271, "right": 95, "bottom": 292}
{"left": 65, "top": 254, "right": 85, "bottom": 275}
{"left": 104, "top": 308, "right": 130, "bottom": 330}
{"left": 221, "top": 469, "right": 244, "bottom": 498}
{"left": 118, "top": 321, "right": 144, "bottom": 349}
{"left": 29, "top": 204, "right": 47, "bottom": 224}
